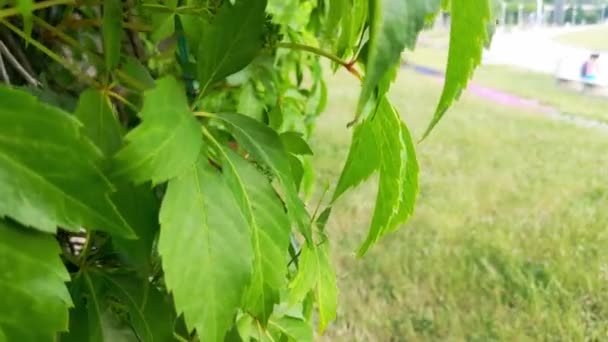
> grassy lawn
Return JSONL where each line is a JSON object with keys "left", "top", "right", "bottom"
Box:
{"left": 404, "top": 46, "right": 608, "bottom": 122}
{"left": 556, "top": 25, "right": 608, "bottom": 51}
{"left": 313, "top": 68, "right": 608, "bottom": 340}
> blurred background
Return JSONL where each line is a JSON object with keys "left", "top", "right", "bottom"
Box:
{"left": 313, "top": 4, "right": 608, "bottom": 340}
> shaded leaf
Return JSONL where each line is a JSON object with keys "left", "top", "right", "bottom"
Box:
{"left": 111, "top": 181, "right": 160, "bottom": 276}
{"left": 0, "top": 220, "right": 71, "bottom": 341}
{"left": 0, "top": 86, "right": 133, "bottom": 236}
{"left": 121, "top": 57, "right": 155, "bottom": 90}
{"left": 74, "top": 89, "right": 123, "bottom": 156}
{"left": 103, "top": 0, "right": 123, "bottom": 71}
{"left": 214, "top": 113, "right": 311, "bottom": 241}
{"left": 197, "top": 0, "right": 267, "bottom": 93}
{"left": 388, "top": 121, "right": 419, "bottom": 230}
{"left": 113, "top": 76, "right": 202, "bottom": 184}
{"left": 422, "top": 0, "right": 492, "bottom": 138}
{"left": 159, "top": 155, "right": 252, "bottom": 342}
{"left": 280, "top": 131, "right": 313, "bottom": 156}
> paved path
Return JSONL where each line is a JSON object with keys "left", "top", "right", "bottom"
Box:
{"left": 407, "top": 63, "right": 608, "bottom": 131}
{"left": 483, "top": 25, "right": 608, "bottom": 77}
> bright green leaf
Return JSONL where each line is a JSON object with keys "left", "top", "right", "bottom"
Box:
{"left": 268, "top": 316, "right": 313, "bottom": 342}
{"left": 214, "top": 112, "right": 311, "bottom": 241}
{"left": 332, "top": 117, "right": 380, "bottom": 202}
{"left": 205, "top": 134, "right": 291, "bottom": 323}
{"left": 74, "top": 89, "right": 123, "bottom": 156}
{"left": 197, "top": 0, "right": 267, "bottom": 94}
{"left": 357, "top": 0, "right": 439, "bottom": 119}
{"left": 422, "top": 0, "right": 492, "bottom": 138}
{"left": 280, "top": 131, "right": 313, "bottom": 156}
{"left": 0, "top": 86, "right": 133, "bottom": 236}
{"left": 315, "top": 243, "right": 337, "bottom": 333}
{"left": 159, "top": 155, "right": 252, "bottom": 342}
{"left": 388, "top": 121, "right": 419, "bottom": 230}
{"left": 0, "top": 220, "right": 71, "bottom": 340}
{"left": 289, "top": 244, "right": 317, "bottom": 305}
{"left": 358, "top": 97, "right": 405, "bottom": 255}
{"left": 113, "top": 76, "right": 203, "bottom": 184}
{"left": 103, "top": 0, "right": 123, "bottom": 71}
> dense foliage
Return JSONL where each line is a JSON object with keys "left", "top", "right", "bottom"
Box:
{"left": 0, "top": 0, "right": 492, "bottom": 340}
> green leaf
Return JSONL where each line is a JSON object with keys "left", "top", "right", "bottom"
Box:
{"left": 280, "top": 131, "right": 313, "bottom": 156}
{"left": 214, "top": 113, "right": 311, "bottom": 241}
{"left": 336, "top": 0, "right": 368, "bottom": 58}
{"left": 103, "top": 0, "right": 123, "bottom": 71}
{"left": 288, "top": 154, "right": 304, "bottom": 191}
{"left": 74, "top": 89, "right": 123, "bottom": 156}
{"left": 315, "top": 242, "right": 337, "bottom": 333}
{"left": 159, "top": 155, "right": 253, "bottom": 342}
{"left": 206, "top": 141, "right": 291, "bottom": 323}
{"left": 121, "top": 57, "right": 156, "bottom": 90}
{"left": 422, "top": 0, "right": 491, "bottom": 138}
{"left": 357, "top": 97, "right": 405, "bottom": 255}
{"left": 289, "top": 244, "right": 317, "bottom": 305}
{"left": 0, "top": 85, "right": 133, "bottom": 236}
{"left": 388, "top": 121, "right": 419, "bottom": 231}
{"left": 197, "top": 0, "right": 267, "bottom": 94}
{"left": 357, "top": 0, "right": 438, "bottom": 119}
{"left": 113, "top": 76, "right": 203, "bottom": 184}
{"left": 15, "top": 0, "right": 33, "bottom": 37}
{"left": 0, "top": 220, "right": 71, "bottom": 340}
{"left": 332, "top": 116, "right": 380, "bottom": 202}
{"left": 268, "top": 316, "right": 312, "bottom": 342}
{"left": 110, "top": 181, "right": 160, "bottom": 276}
{"left": 288, "top": 242, "right": 337, "bottom": 333}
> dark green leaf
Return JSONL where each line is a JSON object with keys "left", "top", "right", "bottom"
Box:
{"left": 103, "top": 0, "right": 123, "bottom": 71}
{"left": 113, "top": 76, "right": 203, "bottom": 184}
{"left": 422, "top": 0, "right": 491, "bottom": 138}
{"left": 214, "top": 113, "right": 311, "bottom": 241}
{"left": 0, "top": 220, "right": 71, "bottom": 341}
{"left": 357, "top": 0, "right": 439, "bottom": 118}
{"left": 0, "top": 86, "right": 133, "bottom": 236}
{"left": 111, "top": 181, "right": 160, "bottom": 276}
{"left": 74, "top": 89, "right": 123, "bottom": 156}
{"left": 280, "top": 131, "right": 313, "bottom": 156}
{"left": 197, "top": 0, "right": 267, "bottom": 93}
{"left": 159, "top": 155, "right": 252, "bottom": 342}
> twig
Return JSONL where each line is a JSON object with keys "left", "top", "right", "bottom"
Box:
{"left": 0, "top": 41, "right": 38, "bottom": 86}
{"left": 0, "top": 0, "right": 76, "bottom": 20}
{"left": 1, "top": 19, "right": 99, "bottom": 87}
{"left": 0, "top": 51, "right": 10, "bottom": 84}
{"left": 0, "top": 28, "right": 34, "bottom": 74}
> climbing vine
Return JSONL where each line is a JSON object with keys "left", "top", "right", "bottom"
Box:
{"left": 0, "top": 0, "right": 492, "bottom": 340}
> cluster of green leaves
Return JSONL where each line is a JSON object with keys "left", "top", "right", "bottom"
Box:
{"left": 0, "top": 0, "right": 492, "bottom": 340}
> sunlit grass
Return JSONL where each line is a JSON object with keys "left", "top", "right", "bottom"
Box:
{"left": 313, "top": 68, "right": 608, "bottom": 340}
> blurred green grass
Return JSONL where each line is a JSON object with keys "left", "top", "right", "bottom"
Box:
{"left": 312, "top": 67, "right": 608, "bottom": 341}
{"left": 555, "top": 25, "right": 608, "bottom": 51}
